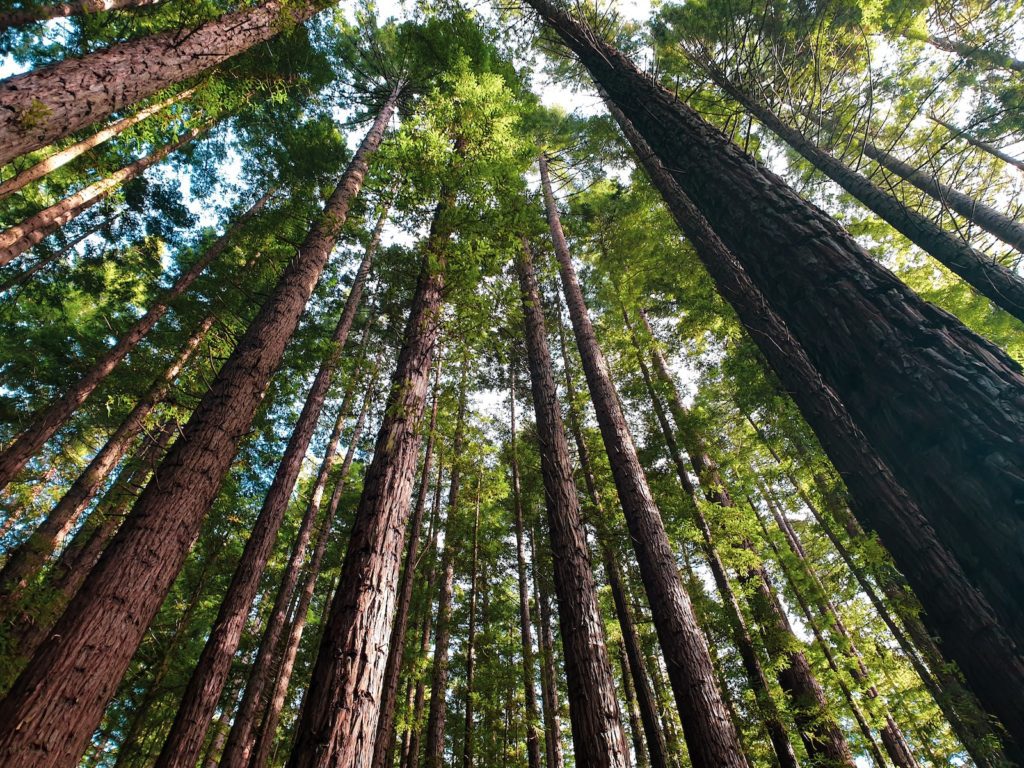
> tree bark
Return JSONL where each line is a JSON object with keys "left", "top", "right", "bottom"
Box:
{"left": 928, "top": 114, "right": 1024, "bottom": 173}
{"left": 248, "top": 372, "right": 378, "bottom": 768}
{"left": 591, "top": 83, "right": 1024, "bottom": 759}
{"left": 925, "top": 34, "right": 1024, "bottom": 74}
{"left": 531, "top": 529, "right": 564, "bottom": 768}
{"left": 0, "top": 216, "right": 114, "bottom": 293}
{"left": 0, "top": 88, "right": 397, "bottom": 768}
{"left": 540, "top": 153, "right": 748, "bottom": 768}
{"left": 462, "top": 476, "right": 483, "bottom": 768}
{"left": 515, "top": 241, "right": 631, "bottom": 768}
{"left": 158, "top": 203, "right": 382, "bottom": 768}
{"left": 0, "top": 87, "right": 194, "bottom": 201}
{"left": 284, "top": 192, "right": 446, "bottom": 768}
{"left": 372, "top": 363, "right": 442, "bottom": 768}
{"left": 0, "top": 0, "right": 164, "bottom": 30}
{"left": 0, "top": 121, "right": 209, "bottom": 267}
{"left": 508, "top": 371, "right": 544, "bottom": 768}
{"left": 618, "top": 641, "right": 650, "bottom": 768}
{"left": 0, "top": 0, "right": 323, "bottom": 166}
{"left": 0, "top": 188, "right": 273, "bottom": 492}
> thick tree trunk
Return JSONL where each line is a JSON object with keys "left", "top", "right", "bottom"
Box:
{"left": 928, "top": 114, "right": 1024, "bottom": 173}
{"left": 0, "top": 188, "right": 272, "bottom": 492}
{"left": 284, "top": 193, "right": 446, "bottom": 768}
{"left": 0, "top": 87, "right": 194, "bottom": 201}
{"left": 704, "top": 68, "right": 1024, "bottom": 319}
{"left": 592, "top": 85, "right": 1024, "bottom": 759}
{"left": 515, "top": 241, "right": 631, "bottom": 768}
{"left": 0, "top": 0, "right": 323, "bottom": 166}
{"left": 532, "top": 530, "right": 564, "bottom": 768}
{"left": 0, "top": 0, "right": 164, "bottom": 30}
{"left": 508, "top": 372, "right": 544, "bottom": 768}
{"left": 372, "top": 365, "right": 441, "bottom": 768}
{"left": 248, "top": 374, "right": 377, "bottom": 768}
{"left": 0, "top": 122, "right": 209, "bottom": 266}
{"left": 423, "top": 367, "right": 468, "bottom": 768}
{"left": 462, "top": 477, "right": 482, "bottom": 768}
{"left": 0, "top": 315, "right": 211, "bottom": 609}
{"left": 0, "top": 89, "right": 397, "bottom": 768}
{"left": 534, "top": 0, "right": 1024, "bottom": 664}
{"left": 540, "top": 154, "right": 748, "bottom": 768}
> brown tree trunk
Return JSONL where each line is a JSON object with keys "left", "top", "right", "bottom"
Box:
{"left": 284, "top": 192, "right": 446, "bottom": 768}
{"left": 0, "top": 188, "right": 273, "bottom": 492}
{"left": 618, "top": 641, "right": 650, "bottom": 768}
{"left": 0, "top": 122, "right": 209, "bottom": 267}
{"left": 0, "top": 0, "right": 322, "bottom": 166}
{"left": 928, "top": 114, "right": 1024, "bottom": 173}
{"left": 372, "top": 364, "right": 442, "bottom": 768}
{"left": 0, "top": 314, "right": 212, "bottom": 612}
{"left": 0, "top": 88, "right": 398, "bottom": 768}
{"left": 531, "top": 529, "right": 564, "bottom": 768}
{"left": 591, "top": 84, "right": 1024, "bottom": 759}
{"left": 0, "top": 0, "right": 164, "bottom": 30}
{"left": 0, "top": 88, "right": 195, "bottom": 201}
{"left": 462, "top": 476, "right": 482, "bottom": 768}
{"left": 508, "top": 371, "right": 544, "bottom": 768}
{"left": 515, "top": 241, "right": 630, "bottom": 768}
{"left": 540, "top": 154, "right": 748, "bottom": 768}
{"left": 248, "top": 373, "right": 378, "bottom": 768}
{"left": 423, "top": 366, "right": 468, "bottom": 768}
{"left": 925, "top": 34, "right": 1024, "bottom": 73}
{"left": 154, "top": 199, "right": 381, "bottom": 768}
{"left": 702, "top": 70, "right": 1024, "bottom": 315}
{"left": 0, "top": 215, "right": 115, "bottom": 294}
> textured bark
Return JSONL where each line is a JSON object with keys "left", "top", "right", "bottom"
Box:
{"left": 462, "top": 478, "right": 482, "bottom": 768}
{"left": 0, "top": 91, "right": 396, "bottom": 768}
{"left": 509, "top": 373, "right": 544, "bottom": 768}
{"left": 592, "top": 83, "right": 1024, "bottom": 758}
{"left": 248, "top": 375, "right": 377, "bottom": 768}
{"left": 0, "top": 0, "right": 322, "bottom": 166}
{"left": 704, "top": 69, "right": 1024, "bottom": 320}
{"left": 928, "top": 114, "right": 1024, "bottom": 173}
{"left": 0, "top": 0, "right": 163, "bottom": 29}
{"left": 0, "top": 188, "right": 272, "bottom": 492}
{"left": 156, "top": 205, "right": 381, "bottom": 768}
{"left": 0, "top": 122, "right": 208, "bottom": 267}
{"left": 540, "top": 154, "right": 748, "bottom": 768}
{"left": 618, "top": 641, "right": 650, "bottom": 768}
{"left": 372, "top": 365, "right": 441, "bottom": 768}
{"left": 0, "top": 315, "right": 211, "bottom": 609}
{"left": 515, "top": 242, "right": 630, "bottom": 768}
{"left": 0, "top": 88, "right": 194, "bottom": 200}
{"left": 284, "top": 195, "right": 446, "bottom": 768}
{"left": 532, "top": 530, "right": 564, "bottom": 768}
{"left": 423, "top": 369, "right": 467, "bottom": 768}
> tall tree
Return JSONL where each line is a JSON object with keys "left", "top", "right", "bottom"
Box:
{"left": 461, "top": 473, "right": 483, "bottom": 768}
{"left": 0, "top": 0, "right": 165, "bottom": 31}
{"left": 0, "top": 86, "right": 400, "bottom": 768}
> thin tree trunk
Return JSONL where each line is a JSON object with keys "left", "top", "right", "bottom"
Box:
{"left": 540, "top": 154, "right": 748, "bottom": 768}
{"left": 618, "top": 641, "right": 650, "bottom": 768}
{"left": 0, "top": 315, "right": 213, "bottom": 609}
{"left": 462, "top": 476, "right": 482, "bottom": 768}
{"left": 925, "top": 34, "right": 1024, "bottom": 74}
{"left": 372, "top": 363, "right": 442, "bottom": 768}
{"left": 248, "top": 373, "right": 378, "bottom": 768}
{"left": 515, "top": 241, "right": 630, "bottom": 768}
{"left": 0, "top": 89, "right": 397, "bottom": 768}
{"left": 508, "top": 371, "right": 544, "bottom": 768}
{"left": 0, "top": 0, "right": 322, "bottom": 166}
{"left": 928, "top": 114, "right": 1024, "bottom": 173}
{"left": 532, "top": 529, "right": 564, "bottom": 768}
{"left": 0, "top": 216, "right": 113, "bottom": 294}
{"left": 0, "top": 122, "right": 209, "bottom": 266}
{"left": 0, "top": 0, "right": 163, "bottom": 29}
{"left": 590, "top": 83, "right": 1024, "bottom": 759}
{"left": 423, "top": 365, "right": 468, "bottom": 768}
{"left": 0, "top": 188, "right": 272, "bottom": 492}
{"left": 0, "top": 88, "right": 194, "bottom": 200}
{"left": 284, "top": 191, "right": 446, "bottom": 768}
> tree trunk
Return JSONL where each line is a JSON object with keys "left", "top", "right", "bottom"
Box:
{"left": 0, "top": 188, "right": 272, "bottom": 492}
{"left": 0, "top": 87, "right": 194, "bottom": 201}
{"left": 0, "top": 122, "right": 209, "bottom": 267}
{"left": 462, "top": 476, "right": 482, "bottom": 768}
{"left": 284, "top": 192, "right": 446, "bottom": 768}
{"left": 928, "top": 114, "right": 1024, "bottom": 173}
{"left": 531, "top": 529, "right": 564, "bottom": 768}
{"left": 508, "top": 372, "right": 544, "bottom": 768}
{"left": 591, "top": 83, "right": 1024, "bottom": 759}
{"left": 515, "top": 241, "right": 631, "bottom": 768}
{"left": 925, "top": 34, "right": 1024, "bottom": 73}
{"left": 0, "top": 0, "right": 322, "bottom": 166}
{"left": 423, "top": 365, "right": 468, "bottom": 768}
{"left": 0, "top": 88, "right": 397, "bottom": 768}
{"left": 535, "top": 0, "right": 1024, "bottom": 658}
{"left": 0, "top": 216, "right": 114, "bottom": 294}
{"left": 0, "top": 0, "right": 164, "bottom": 29}
{"left": 618, "top": 641, "right": 650, "bottom": 768}
{"left": 248, "top": 372, "right": 378, "bottom": 768}
{"left": 540, "top": 154, "right": 748, "bottom": 768}
{"left": 0, "top": 314, "right": 211, "bottom": 608}
{"left": 372, "top": 364, "right": 442, "bottom": 768}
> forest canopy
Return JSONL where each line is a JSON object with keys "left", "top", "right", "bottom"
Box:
{"left": 0, "top": 0, "right": 1022, "bottom": 767}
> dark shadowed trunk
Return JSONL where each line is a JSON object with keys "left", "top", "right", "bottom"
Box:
{"left": 928, "top": 114, "right": 1024, "bottom": 173}
{"left": 618, "top": 641, "right": 650, "bottom": 768}
{"left": 0, "top": 89, "right": 398, "bottom": 768}
{"left": 462, "top": 476, "right": 483, "bottom": 768}
{"left": 515, "top": 241, "right": 630, "bottom": 768}
{"left": 532, "top": 529, "right": 564, "bottom": 768}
